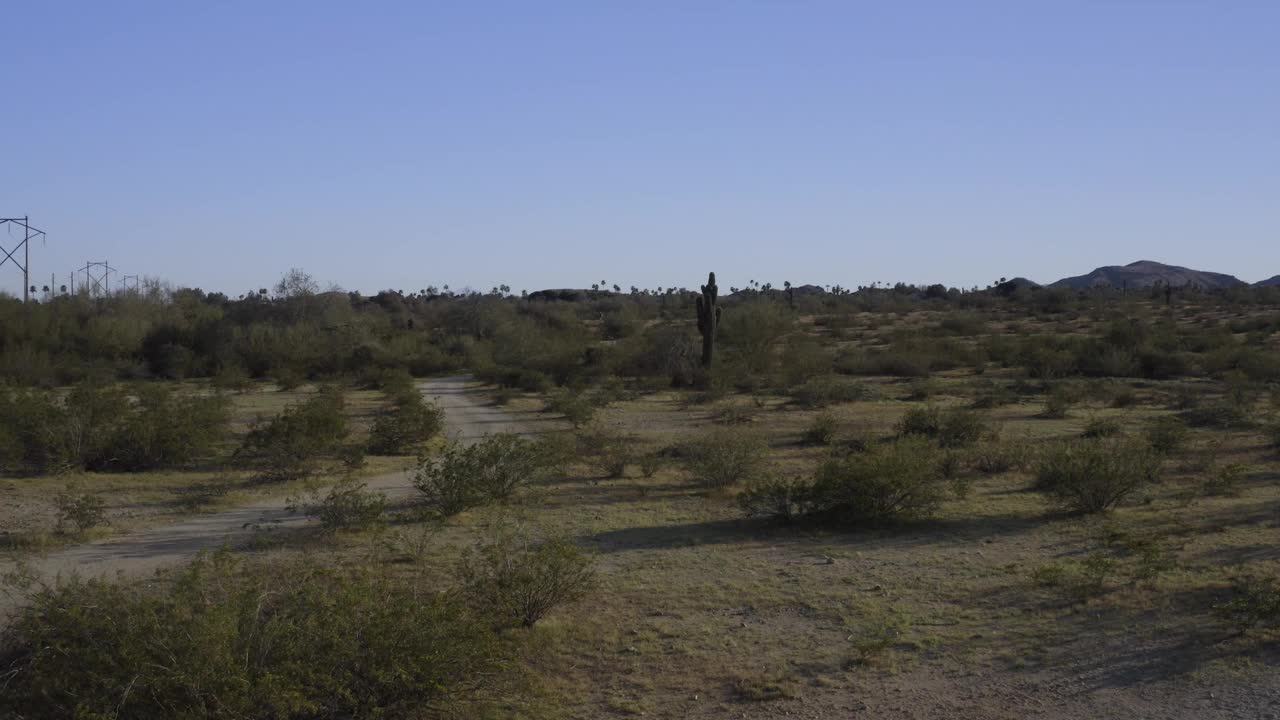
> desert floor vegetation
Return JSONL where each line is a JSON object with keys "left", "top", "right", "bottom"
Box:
{"left": 3, "top": 282, "right": 1280, "bottom": 718}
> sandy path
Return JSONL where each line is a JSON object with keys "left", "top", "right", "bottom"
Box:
{"left": 1, "top": 375, "right": 525, "bottom": 603}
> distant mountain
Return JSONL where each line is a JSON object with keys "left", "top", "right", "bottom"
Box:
{"left": 1050, "top": 261, "right": 1247, "bottom": 290}
{"left": 1254, "top": 275, "right": 1280, "bottom": 288}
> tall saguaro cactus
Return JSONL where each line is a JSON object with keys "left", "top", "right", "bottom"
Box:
{"left": 696, "top": 272, "right": 721, "bottom": 368}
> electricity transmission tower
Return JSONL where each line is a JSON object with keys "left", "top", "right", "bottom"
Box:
{"left": 0, "top": 216, "right": 46, "bottom": 303}
{"left": 79, "top": 261, "right": 117, "bottom": 297}
{"left": 120, "top": 274, "right": 140, "bottom": 293}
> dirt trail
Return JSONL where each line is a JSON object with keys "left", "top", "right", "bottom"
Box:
{"left": 1, "top": 376, "right": 526, "bottom": 603}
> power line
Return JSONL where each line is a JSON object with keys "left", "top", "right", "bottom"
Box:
{"left": 0, "top": 217, "right": 46, "bottom": 303}
{"left": 79, "top": 261, "right": 116, "bottom": 297}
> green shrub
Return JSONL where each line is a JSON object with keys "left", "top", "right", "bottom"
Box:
{"left": 1031, "top": 552, "right": 1116, "bottom": 603}
{"left": 0, "top": 383, "right": 229, "bottom": 475}
{"left": 211, "top": 364, "right": 253, "bottom": 392}
{"left": 53, "top": 486, "right": 107, "bottom": 534}
{"left": 1144, "top": 416, "right": 1189, "bottom": 454}
{"left": 684, "top": 429, "right": 769, "bottom": 488}
{"left": 777, "top": 337, "right": 833, "bottom": 387}
{"left": 896, "top": 406, "right": 986, "bottom": 448}
{"left": 1214, "top": 574, "right": 1280, "bottom": 634}
{"left": 1034, "top": 439, "right": 1161, "bottom": 513}
{"left": 638, "top": 453, "right": 664, "bottom": 479}
{"left": 0, "top": 553, "right": 513, "bottom": 719}
{"left": 737, "top": 476, "right": 813, "bottom": 522}
{"left": 792, "top": 375, "right": 869, "bottom": 408}
{"left": 970, "top": 384, "right": 1014, "bottom": 409}
{"left": 1041, "top": 385, "right": 1076, "bottom": 419}
{"left": 1200, "top": 462, "right": 1247, "bottom": 497}
{"left": 718, "top": 299, "right": 795, "bottom": 374}
{"left": 1081, "top": 415, "right": 1123, "bottom": 439}
{"left": 803, "top": 412, "right": 839, "bottom": 445}
{"left": 546, "top": 390, "right": 597, "bottom": 428}
{"left": 459, "top": 525, "right": 595, "bottom": 628}
{"left": 366, "top": 367, "right": 417, "bottom": 397}
{"left": 367, "top": 392, "right": 444, "bottom": 455}
{"left": 1265, "top": 421, "right": 1280, "bottom": 451}
{"left": 713, "top": 404, "right": 756, "bottom": 425}
{"left": 294, "top": 477, "right": 387, "bottom": 531}
{"left": 413, "top": 434, "right": 544, "bottom": 516}
{"left": 1181, "top": 401, "right": 1250, "bottom": 428}
{"left": 895, "top": 405, "right": 941, "bottom": 437}
{"left": 969, "top": 440, "right": 1030, "bottom": 475}
{"left": 1108, "top": 385, "right": 1137, "bottom": 408}
{"left": 239, "top": 387, "right": 349, "bottom": 482}
{"left": 594, "top": 439, "right": 634, "bottom": 479}
{"left": 807, "top": 437, "right": 946, "bottom": 526}
{"left": 272, "top": 366, "right": 305, "bottom": 391}
{"left": 904, "top": 379, "right": 940, "bottom": 401}
{"left": 103, "top": 385, "right": 231, "bottom": 471}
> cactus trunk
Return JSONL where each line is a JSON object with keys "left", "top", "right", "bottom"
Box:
{"left": 696, "top": 272, "right": 721, "bottom": 369}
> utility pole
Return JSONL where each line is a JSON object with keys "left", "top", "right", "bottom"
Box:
{"left": 79, "top": 261, "right": 117, "bottom": 297}
{"left": 0, "top": 217, "right": 46, "bottom": 303}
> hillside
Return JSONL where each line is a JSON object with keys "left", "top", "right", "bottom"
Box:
{"left": 1051, "top": 260, "right": 1246, "bottom": 290}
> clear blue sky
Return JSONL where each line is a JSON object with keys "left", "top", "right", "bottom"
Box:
{"left": 3, "top": 1, "right": 1277, "bottom": 296}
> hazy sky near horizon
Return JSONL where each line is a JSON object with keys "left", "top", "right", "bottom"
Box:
{"left": 3, "top": 1, "right": 1278, "bottom": 296}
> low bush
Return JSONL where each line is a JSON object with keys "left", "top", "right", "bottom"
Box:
{"left": 968, "top": 440, "right": 1030, "bottom": 475}
{"left": 103, "top": 385, "right": 231, "bottom": 472}
{"left": 0, "top": 553, "right": 515, "bottom": 719}
{"left": 1041, "top": 385, "right": 1076, "bottom": 419}
{"left": 367, "top": 392, "right": 444, "bottom": 455}
{"left": 1034, "top": 439, "right": 1161, "bottom": 513}
{"left": 0, "top": 383, "right": 230, "bottom": 475}
{"left": 792, "top": 375, "right": 870, "bottom": 408}
{"left": 1081, "top": 415, "right": 1123, "bottom": 439}
{"left": 238, "top": 387, "right": 349, "bottom": 482}
{"left": 807, "top": 437, "right": 946, "bottom": 526}
{"left": 896, "top": 405, "right": 941, "bottom": 437}
{"left": 592, "top": 436, "right": 634, "bottom": 479}
{"left": 904, "top": 379, "right": 940, "bottom": 401}
{"left": 458, "top": 524, "right": 595, "bottom": 628}
{"left": 1200, "top": 462, "right": 1247, "bottom": 497}
{"left": 713, "top": 405, "right": 756, "bottom": 426}
{"left": 1108, "top": 385, "right": 1138, "bottom": 408}
{"left": 272, "top": 366, "right": 306, "bottom": 391}
{"left": 737, "top": 476, "right": 813, "bottom": 522}
{"left": 295, "top": 477, "right": 387, "bottom": 531}
{"left": 896, "top": 406, "right": 986, "bottom": 448}
{"left": 683, "top": 429, "right": 769, "bottom": 488}
{"left": 1031, "top": 552, "right": 1116, "bottom": 603}
{"left": 546, "top": 390, "right": 597, "bottom": 428}
{"left": 53, "top": 486, "right": 107, "bottom": 534}
{"left": 638, "top": 453, "right": 664, "bottom": 478}
{"left": 413, "top": 434, "right": 545, "bottom": 517}
{"left": 1265, "top": 421, "right": 1280, "bottom": 452}
{"left": 1214, "top": 574, "right": 1280, "bottom": 634}
{"left": 1144, "top": 416, "right": 1189, "bottom": 455}
{"left": 364, "top": 367, "right": 417, "bottom": 397}
{"left": 803, "top": 412, "right": 839, "bottom": 445}
{"left": 970, "top": 384, "right": 1015, "bottom": 409}
{"left": 1181, "top": 401, "right": 1250, "bottom": 429}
